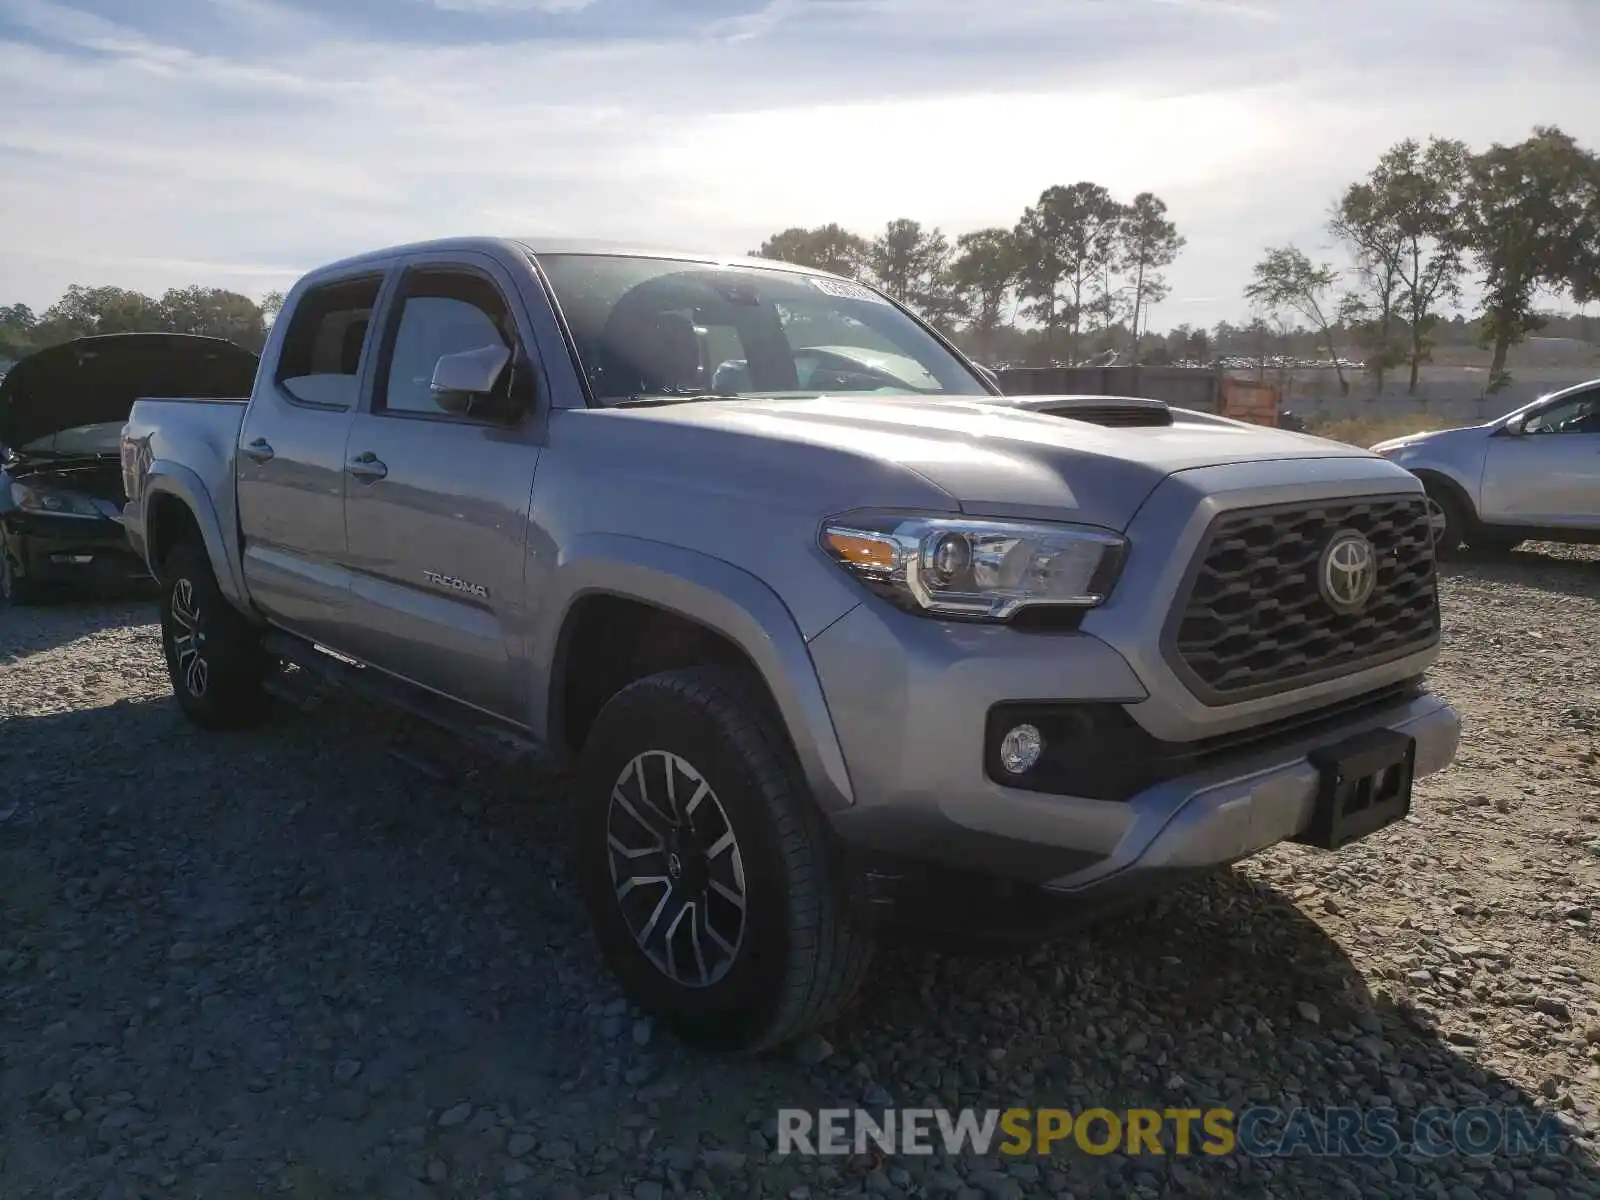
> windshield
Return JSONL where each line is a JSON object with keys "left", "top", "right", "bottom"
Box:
{"left": 15, "top": 421, "right": 125, "bottom": 457}
{"left": 533, "top": 253, "right": 990, "bottom": 405}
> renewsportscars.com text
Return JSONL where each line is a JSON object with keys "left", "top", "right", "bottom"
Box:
{"left": 775, "top": 1106, "right": 1568, "bottom": 1159}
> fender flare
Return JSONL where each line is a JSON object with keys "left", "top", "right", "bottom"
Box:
{"left": 531, "top": 533, "right": 856, "bottom": 811}
{"left": 1408, "top": 466, "right": 1479, "bottom": 526}
{"left": 141, "top": 463, "right": 251, "bottom": 612}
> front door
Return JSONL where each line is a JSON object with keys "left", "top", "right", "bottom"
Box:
{"left": 1480, "top": 386, "right": 1600, "bottom": 528}
{"left": 339, "top": 257, "right": 543, "bottom": 720}
{"left": 236, "top": 272, "right": 385, "bottom": 647}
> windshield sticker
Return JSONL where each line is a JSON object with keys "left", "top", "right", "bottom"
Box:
{"left": 808, "top": 277, "right": 889, "bottom": 305}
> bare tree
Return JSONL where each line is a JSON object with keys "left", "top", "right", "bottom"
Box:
{"left": 1118, "top": 192, "right": 1185, "bottom": 365}
{"left": 1339, "top": 138, "right": 1469, "bottom": 394}
{"left": 1331, "top": 186, "right": 1406, "bottom": 391}
{"left": 1243, "top": 246, "right": 1349, "bottom": 394}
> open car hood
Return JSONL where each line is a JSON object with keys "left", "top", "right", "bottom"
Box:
{"left": 0, "top": 333, "right": 259, "bottom": 452}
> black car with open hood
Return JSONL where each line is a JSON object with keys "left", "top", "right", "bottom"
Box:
{"left": 1, "top": 333, "right": 260, "bottom": 604}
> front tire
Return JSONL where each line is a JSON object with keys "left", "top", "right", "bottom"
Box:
{"left": 160, "top": 541, "right": 269, "bottom": 729}
{"left": 0, "top": 549, "right": 40, "bottom": 606}
{"left": 1426, "top": 489, "right": 1472, "bottom": 561}
{"left": 575, "top": 666, "right": 874, "bottom": 1052}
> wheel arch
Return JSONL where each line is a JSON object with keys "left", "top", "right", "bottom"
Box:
{"left": 532, "top": 534, "right": 856, "bottom": 811}
{"left": 141, "top": 465, "right": 250, "bottom": 611}
{"left": 1410, "top": 468, "right": 1479, "bottom": 528}
{"left": 1414, "top": 464, "right": 1472, "bottom": 518}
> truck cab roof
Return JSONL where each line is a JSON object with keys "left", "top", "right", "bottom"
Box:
{"left": 301, "top": 237, "right": 837, "bottom": 282}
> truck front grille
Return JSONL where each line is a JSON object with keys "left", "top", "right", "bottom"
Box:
{"left": 1166, "top": 495, "right": 1439, "bottom": 703}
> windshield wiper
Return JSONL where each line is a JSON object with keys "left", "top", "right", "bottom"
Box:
{"left": 605, "top": 390, "right": 833, "bottom": 409}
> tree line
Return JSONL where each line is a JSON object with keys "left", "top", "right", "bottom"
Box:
{"left": 1245, "top": 125, "right": 1600, "bottom": 394}
{"left": 753, "top": 125, "right": 1599, "bottom": 391}
{"left": 0, "top": 286, "right": 284, "bottom": 365}
{"left": 4, "top": 126, "right": 1596, "bottom": 394}
{"left": 753, "top": 185, "right": 1184, "bottom": 368}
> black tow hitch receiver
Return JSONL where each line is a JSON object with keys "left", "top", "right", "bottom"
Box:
{"left": 1296, "top": 727, "right": 1417, "bottom": 851}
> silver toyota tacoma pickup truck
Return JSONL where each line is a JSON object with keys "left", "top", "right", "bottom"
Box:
{"left": 121, "top": 238, "right": 1460, "bottom": 1052}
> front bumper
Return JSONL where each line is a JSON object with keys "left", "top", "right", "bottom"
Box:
{"left": 3, "top": 513, "right": 152, "bottom": 589}
{"left": 1037, "top": 688, "right": 1456, "bottom": 892}
{"left": 807, "top": 599, "right": 1460, "bottom": 934}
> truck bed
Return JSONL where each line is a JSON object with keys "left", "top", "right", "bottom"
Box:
{"left": 120, "top": 395, "right": 250, "bottom": 583}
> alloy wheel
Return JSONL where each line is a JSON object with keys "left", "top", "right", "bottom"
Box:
{"left": 169, "top": 577, "right": 210, "bottom": 698}
{"left": 606, "top": 750, "right": 748, "bottom": 988}
{"left": 1425, "top": 497, "right": 1450, "bottom": 548}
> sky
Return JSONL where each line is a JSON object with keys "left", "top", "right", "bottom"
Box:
{"left": 1, "top": 0, "right": 1597, "bottom": 331}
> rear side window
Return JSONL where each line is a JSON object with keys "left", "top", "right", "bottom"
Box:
{"left": 275, "top": 276, "right": 383, "bottom": 409}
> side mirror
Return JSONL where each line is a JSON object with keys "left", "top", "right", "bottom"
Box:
{"left": 1502, "top": 416, "right": 1527, "bottom": 436}
{"left": 430, "top": 344, "right": 519, "bottom": 420}
{"left": 975, "top": 363, "right": 1000, "bottom": 390}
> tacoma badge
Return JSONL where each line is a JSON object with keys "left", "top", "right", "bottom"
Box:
{"left": 423, "top": 570, "right": 489, "bottom": 600}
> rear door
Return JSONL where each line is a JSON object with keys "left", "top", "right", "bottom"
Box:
{"left": 337, "top": 252, "right": 546, "bottom": 719}
{"left": 236, "top": 271, "right": 389, "bottom": 647}
{"left": 1480, "top": 386, "right": 1600, "bottom": 528}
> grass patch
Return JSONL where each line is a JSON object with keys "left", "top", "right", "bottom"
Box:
{"left": 1306, "top": 414, "right": 1456, "bottom": 448}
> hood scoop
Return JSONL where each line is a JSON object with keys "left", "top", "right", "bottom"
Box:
{"left": 999, "top": 394, "right": 1174, "bottom": 428}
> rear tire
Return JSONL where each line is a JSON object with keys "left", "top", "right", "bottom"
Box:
{"left": 575, "top": 666, "right": 875, "bottom": 1053}
{"left": 159, "top": 541, "right": 269, "bottom": 729}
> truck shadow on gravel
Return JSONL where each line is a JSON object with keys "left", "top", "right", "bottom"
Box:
{"left": 1, "top": 691, "right": 1596, "bottom": 1199}
{"left": 850, "top": 880, "right": 1600, "bottom": 1192}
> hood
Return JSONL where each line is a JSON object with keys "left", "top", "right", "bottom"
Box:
{"left": 615, "top": 393, "right": 1381, "bottom": 530}
{"left": 0, "top": 333, "right": 259, "bottom": 453}
{"left": 1370, "top": 423, "right": 1492, "bottom": 455}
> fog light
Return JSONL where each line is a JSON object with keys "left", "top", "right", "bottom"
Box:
{"left": 998, "top": 723, "right": 1043, "bottom": 774}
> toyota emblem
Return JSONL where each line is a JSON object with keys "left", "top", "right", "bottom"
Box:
{"left": 1318, "top": 531, "right": 1377, "bottom": 613}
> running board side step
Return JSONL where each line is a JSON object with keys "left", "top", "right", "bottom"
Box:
{"left": 260, "top": 631, "right": 551, "bottom": 770}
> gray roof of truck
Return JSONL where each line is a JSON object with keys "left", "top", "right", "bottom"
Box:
{"left": 303, "top": 237, "right": 833, "bottom": 281}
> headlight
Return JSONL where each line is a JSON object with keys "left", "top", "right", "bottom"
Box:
{"left": 820, "top": 512, "right": 1127, "bottom": 621}
{"left": 10, "top": 482, "right": 102, "bottom": 518}
{"left": 1370, "top": 439, "right": 1420, "bottom": 459}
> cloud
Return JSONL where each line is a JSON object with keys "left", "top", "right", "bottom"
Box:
{"left": 1, "top": 0, "right": 1597, "bottom": 328}
{"left": 701, "top": 0, "right": 805, "bottom": 42}
{"left": 424, "top": 0, "right": 598, "bottom": 12}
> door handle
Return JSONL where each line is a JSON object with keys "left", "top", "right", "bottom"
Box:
{"left": 242, "top": 437, "right": 274, "bottom": 464}
{"left": 346, "top": 452, "right": 387, "bottom": 482}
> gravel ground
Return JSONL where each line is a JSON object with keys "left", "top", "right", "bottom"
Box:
{"left": 2, "top": 548, "right": 1599, "bottom": 1200}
